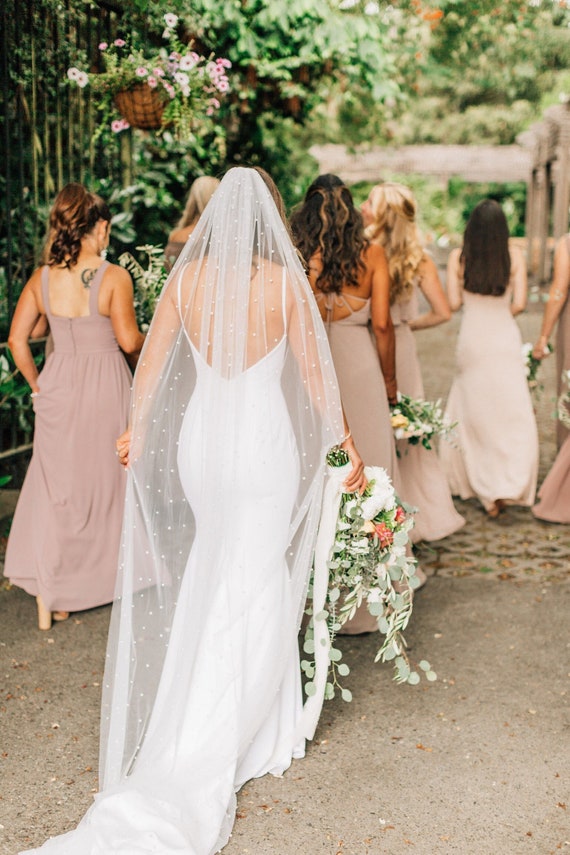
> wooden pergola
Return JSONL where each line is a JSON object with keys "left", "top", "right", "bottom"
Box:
{"left": 518, "top": 100, "right": 570, "bottom": 282}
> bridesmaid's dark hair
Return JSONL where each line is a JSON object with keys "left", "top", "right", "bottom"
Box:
{"left": 47, "top": 183, "right": 111, "bottom": 269}
{"left": 290, "top": 173, "right": 367, "bottom": 294}
{"left": 461, "top": 199, "right": 511, "bottom": 296}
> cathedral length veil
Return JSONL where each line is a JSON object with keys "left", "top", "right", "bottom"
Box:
{"left": 23, "top": 168, "right": 344, "bottom": 855}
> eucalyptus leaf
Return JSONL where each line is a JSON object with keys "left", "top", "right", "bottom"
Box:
{"left": 407, "top": 671, "right": 420, "bottom": 685}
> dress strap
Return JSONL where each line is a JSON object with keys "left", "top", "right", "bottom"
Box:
{"left": 41, "top": 266, "right": 51, "bottom": 317}
{"left": 88, "top": 261, "right": 109, "bottom": 315}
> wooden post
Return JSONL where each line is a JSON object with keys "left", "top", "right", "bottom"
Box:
{"left": 553, "top": 110, "right": 570, "bottom": 241}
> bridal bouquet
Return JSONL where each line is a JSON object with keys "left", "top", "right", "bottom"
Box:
{"left": 522, "top": 341, "right": 552, "bottom": 395}
{"left": 390, "top": 392, "right": 456, "bottom": 450}
{"left": 302, "top": 449, "right": 435, "bottom": 702}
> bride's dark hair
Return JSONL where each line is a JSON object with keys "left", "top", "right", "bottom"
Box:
{"left": 461, "top": 199, "right": 511, "bottom": 296}
{"left": 47, "top": 183, "right": 111, "bottom": 269}
{"left": 290, "top": 173, "right": 367, "bottom": 294}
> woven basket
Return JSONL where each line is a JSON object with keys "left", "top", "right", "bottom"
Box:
{"left": 114, "top": 84, "right": 166, "bottom": 130}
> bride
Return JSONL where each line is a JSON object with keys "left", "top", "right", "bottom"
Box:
{"left": 23, "top": 167, "right": 364, "bottom": 854}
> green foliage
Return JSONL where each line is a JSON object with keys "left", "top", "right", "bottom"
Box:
{"left": 350, "top": 173, "right": 527, "bottom": 243}
{"left": 119, "top": 245, "right": 168, "bottom": 330}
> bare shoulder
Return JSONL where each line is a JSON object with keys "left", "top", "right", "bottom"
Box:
{"left": 26, "top": 266, "right": 45, "bottom": 291}
{"left": 508, "top": 245, "right": 526, "bottom": 271}
{"left": 364, "top": 242, "right": 387, "bottom": 266}
{"left": 168, "top": 226, "right": 192, "bottom": 243}
{"left": 447, "top": 247, "right": 461, "bottom": 268}
{"left": 104, "top": 262, "right": 133, "bottom": 288}
{"left": 418, "top": 252, "right": 438, "bottom": 277}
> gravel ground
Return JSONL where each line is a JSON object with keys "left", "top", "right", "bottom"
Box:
{"left": 1, "top": 287, "right": 568, "bottom": 855}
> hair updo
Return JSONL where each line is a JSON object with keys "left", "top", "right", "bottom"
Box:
{"left": 47, "top": 183, "right": 111, "bottom": 268}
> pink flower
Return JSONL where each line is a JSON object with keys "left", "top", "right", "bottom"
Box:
{"left": 162, "top": 82, "right": 176, "bottom": 99}
{"left": 394, "top": 506, "right": 406, "bottom": 525}
{"left": 163, "top": 12, "right": 178, "bottom": 28}
{"left": 98, "top": 42, "right": 108, "bottom": 51}
{"left": 206, "top": 106, "right": 214, "bottom": 116}
{"left": 147, "top": 76, "right": 158, "bottom": 88}
{"left": 179, "top": 53, "right": 198, "bottom": 71}
{"left": 135, "top": 66, "right": 148, "bottom": 77}
{"left": 209, "top": 97, "right": 220, "bottom": 109}
{"left": 216, "top": 78, "right": 229, "bottom": 93}
{"left": 374, "top": 522, "right": 394, "bottom": 549}
{"left": 217, "top": 58, "right": 232, "bottom": 69}
{"left": 111, "top": 118, "right": 130, "bottom": 133}
{"left": 153, "top": 67, "right": 165, "bottom": 77}
{"left": 114, "top": 38, "right": 126, "bottom": 47}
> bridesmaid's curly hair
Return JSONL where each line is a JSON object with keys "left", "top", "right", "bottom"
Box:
{"left": 461, "top": 199, "right": 511, "bottom": 296}
{"left": 46, "top": 183, "right": 111, "bottom": 269}
{"left": 290, "top": 174, "right": 367, "bottom": 294}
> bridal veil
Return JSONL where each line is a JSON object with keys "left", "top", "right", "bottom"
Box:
{"left": 99, "top": 167, "right": 344, "bottom": 797}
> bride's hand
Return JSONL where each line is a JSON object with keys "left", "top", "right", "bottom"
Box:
{"left": 341, "top": 436, "right": 367, "bottom": 493}
{"left": 116, "top": 429, "right": 131, "bottom": 468}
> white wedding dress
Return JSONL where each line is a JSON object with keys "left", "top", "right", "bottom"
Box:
{"left": 22, "top": 168, "right": 344, "bottom": 854}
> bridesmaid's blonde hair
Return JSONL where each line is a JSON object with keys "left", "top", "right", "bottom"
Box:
{"left": 365, "top": 182, "right": 424, "bottom": 304}
{"left": 177, "top": 176, "right": 220, "bottom": 229}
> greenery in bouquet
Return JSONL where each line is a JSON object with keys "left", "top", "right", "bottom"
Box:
{"left": 119, "top": 245, "right": 168, "bottom": 331}
{"left": 390, "top": 392, "right": 456, "bottom": 451}
{"left": 557, "top": 369, "right": 570, "bottom": 430}
{"left": 522, "top": 341, "right": 553, "bottom": 397}
{"left": 66, "top": 12, "right": 231, "bottom": 139}
{"left": 302, "top": 448, "right": 435, "bottom": 702}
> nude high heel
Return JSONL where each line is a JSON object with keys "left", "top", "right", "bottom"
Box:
{"left": 36, "top": 595, "right": 52, "bottom": 631}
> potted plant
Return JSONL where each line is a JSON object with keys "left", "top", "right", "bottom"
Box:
{"left": 67, "top": 12, "right": 231, "bottom": 139}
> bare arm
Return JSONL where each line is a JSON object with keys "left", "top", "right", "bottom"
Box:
{"left": 446, "top": 248, "right": 463, "bottom": 312}
{"left": 410, "top": 255, "right": 452, "bottom": 331}
{"left": 117, "top": 275, "right": 183, "bottom": 467}
{"left": 532, "top": 236, "right": 569, "bottom": 358}
{"left": 509, "top": 247, "right": 527, "bottom": 317}
{"left": 369, "top": 244, "right": 397, "bottom": 405}
{"left": 7, "top": 269, "right": 43, "bottom": 393}
{"left": 108, "top": 266, "right": 146, "bottom": 362}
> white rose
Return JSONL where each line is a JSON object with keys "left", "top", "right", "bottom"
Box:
{"left": 360, "top": 466, "right": 396, "bottom": 518}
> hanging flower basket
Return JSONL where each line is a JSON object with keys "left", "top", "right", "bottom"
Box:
{"left": 65, "top": 13, "right": 232, "bottom": 139}
{"left": 114, "top": 84, "right": 166, "bottom": 130}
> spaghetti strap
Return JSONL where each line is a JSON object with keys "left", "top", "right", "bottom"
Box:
{"left": 88, "top": 261, "right": 109, "bottom": 316}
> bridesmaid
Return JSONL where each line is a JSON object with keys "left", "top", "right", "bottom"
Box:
{"left": 291, "top": 173, "right": 399, "bottom": 633}
{"left": 5, "top": 183, "right": 145, "bottom": 629}
{"left": 361, "top": 182, "right": 465, "bottom": 542}
{"left": 440, "top": 199, "right": 538, "bottom": 517}
{"left": 531, "top": 233, "right": 570, "bottom": 450}
{"left": 164, "top": 175, "right": 220, "bottom": 271}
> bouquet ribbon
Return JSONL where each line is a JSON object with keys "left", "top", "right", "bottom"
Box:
{"left": 299, "top": 462, "right": 350, "bottom": 740}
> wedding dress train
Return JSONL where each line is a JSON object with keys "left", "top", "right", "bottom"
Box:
{"left": 22, "top": 168, "right": 343, "bottom": 855}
